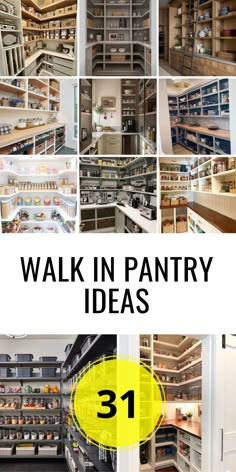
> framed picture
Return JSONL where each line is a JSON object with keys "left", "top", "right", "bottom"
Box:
{"left": 101, "top": 97, "right": 116, "bottom": 108}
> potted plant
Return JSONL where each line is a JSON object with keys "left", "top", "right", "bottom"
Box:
{"left": 187, "top": 410, "right": 193, "bottom": 422}
{"left": 95, "top": 105, "right": 104, "bottom": 132}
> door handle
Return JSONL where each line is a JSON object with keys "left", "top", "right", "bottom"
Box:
{"left": 220, "top": 428, "right": 224, "bottom": 462}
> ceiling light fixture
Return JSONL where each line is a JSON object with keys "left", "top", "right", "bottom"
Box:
{"left": 173, "top": 79, "right": 191, "bottom": 88}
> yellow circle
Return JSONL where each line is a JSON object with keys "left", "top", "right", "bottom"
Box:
{"left": 70, "top": 356, "right": 166, "bottom": 449}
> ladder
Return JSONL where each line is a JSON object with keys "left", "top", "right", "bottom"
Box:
{"left": 181, "top": 0, "right": 200, "bottom": 75}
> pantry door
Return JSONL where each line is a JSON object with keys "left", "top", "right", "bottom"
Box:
{"left": 213, "top": 335, "right": 236, "bottom": 472}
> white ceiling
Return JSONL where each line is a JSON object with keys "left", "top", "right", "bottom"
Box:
{"left": 166, "top": 78, "right": 209, "bottom": 95}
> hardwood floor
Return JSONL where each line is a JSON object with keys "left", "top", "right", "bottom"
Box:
{"left": 0, "top": 460, "right": 69, "bottom": 471}
{"left": 173, "top": 144, "right": 195, "bottom": 155}
{"left": 159, "top": 59, "right": 181, "bottom": 76}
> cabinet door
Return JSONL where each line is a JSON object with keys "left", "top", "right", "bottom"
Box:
{"left": 115, "top": 208, "right": 125, "bottom": 233}
{"left": 98, "top": 136, "right": 104, "bottom": 154}
{"left": 104, "top": 136, "right": 122, "bottom": 155}
{"left": 212, "top": 335, "right": 236, "bottom": 472}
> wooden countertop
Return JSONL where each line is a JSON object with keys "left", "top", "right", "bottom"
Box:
{"left": 188, "top": 202, "right": 236, "bottom": 233}
{"left": 0, "top": 123, "right": 65, "bottom": 147}
{"left": 161, "top": 419, "right": 201, "bottom": 439}
{"left": 176, "top": 124, "right": 230, "bottom": 140}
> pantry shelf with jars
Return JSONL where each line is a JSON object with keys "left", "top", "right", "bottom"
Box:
{"left": 62, "top": 335, "right": 117, "bottom": 472}
{"left": 0, "top": 78, "right": 78, "bottom": 156}
{"left": 139, "top": 335, "right": 202, "bottom": 472}
{"left": 159, "top": 156, "right": 236, "bottom": 234}
{"left": 0, "top": 355, "right": 64, "bottom": 459}
{"left": 0, "top": 156, "right": 78, "bottom": 233}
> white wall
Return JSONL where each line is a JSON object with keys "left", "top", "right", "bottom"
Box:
{"left": 58, "top": 79, "right": 78, "bottom": 150}
{"left": 0, "top": 109, "right": 51, "bottom": 128}
{"left": 92, "top": 79, "right": 121, "bottom": 130}
{"left": 159, "top": 79, "right": 173, "bottom": 154}
{"left": 193, "top": 192, "right": 236, "bottom": 221}
{"left": 165, "top": 402, "right": 201, "bottom": 422}
{"left": 0, "top": 335, "right": 75, "bottom": 360}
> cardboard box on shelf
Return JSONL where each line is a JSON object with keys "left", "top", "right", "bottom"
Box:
{"left": 111, "top": 54, "right": 126, "bottom": 61}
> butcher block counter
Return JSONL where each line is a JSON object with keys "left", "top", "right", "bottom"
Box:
{"left": 188, "top": 202, "right": 236, "bottom": 234}
{"left": 175, "top": 124, "right": 230, "bottom": 140}
{"left": 161, "top": 419, "right": 201, "bottom": 439}
{"left": 0, "top": 123, "right": 65, "bottom": 148}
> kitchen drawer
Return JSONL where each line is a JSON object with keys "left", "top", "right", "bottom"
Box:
{"left": 81, "top": 220, "right": 96, "bottom": 232}
{"left": 35, "top": 142, "right": 46, "bottom": 154}
{"left": 81, "top": 209, "right": 95, "bottom": 221}
{"left": 97, "top": 217, "right": 115, "bottom": 230}
{"left": 104, "top": 135, "right": 121, "bottom": 144}
{"left": 53, "top": 63, "right": 73, "bottom": 76}
{"left": 97, "top": 207, "right": 115, "bottom": 219}
{"left": 53, "top": 57, "right": 74, "bottom": 69}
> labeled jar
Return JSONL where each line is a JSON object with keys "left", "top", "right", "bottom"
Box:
{"left": 40, "top": 416, "right": 46, "bottom": 425}
{"left": 24, "top": 431, "right": 31, "bottom": 440}
{"left": 39, "top": 431, "right": 45, "bottom": 440}
{"left": 18, "top": 417, "right": 25, "bottom": 425}
{"left": 17, "top": 431, "right": 23, "bottom": 440}
{"left": 12, "top": 416, "right": 18, "bottom": 425}
{"left": 33, "top": 416, "right": 39, "bottom": 425}
{"left": 31, "top": 431, "right": 37, "bottom": 440}
{"left": 47, "top": 431, "right": 53, "bottom": 440}
{"left": 4, "top": 416, "right": 11, "bottom": 425}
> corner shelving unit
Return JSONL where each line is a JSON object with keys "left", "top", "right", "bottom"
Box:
{"left": 0, "top": 359, "right": 63, "bottom": 459}
{"left": 0, "top": 0, "right": 25, "bottom": 75}
{"left": 139, "top": 335, "right": 202, "bottom": 472}
{"left": 80, "top": 78, "right": 93, "bottom": 154}
{"left": 0, "top": 156, "right": 77, "bottom": 234}
{"left": 21, "top": 0, "right": 77, "bottom": 76}
{"left": 159, "top": 156, "right": 236, "bottom": 233}
{"left": 86, "top": 0, "right": 151, "bottom": 76}
{"left": 79, "top": 155, "right": 157, "bottom": 232}
{"left": 62, "top": 335, "right": 117, "bottom": 472}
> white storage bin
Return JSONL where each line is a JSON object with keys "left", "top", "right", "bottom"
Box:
{"left": 38, "top": 445, "right": 58, "bottom": 456}
{"left": 16, "top": 446, "right": 35, "bottom": 456}
{"left": 0, "top": 446, "right": 13, "bottom": 456}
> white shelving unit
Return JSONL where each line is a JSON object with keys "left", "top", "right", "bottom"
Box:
{"left": 0, "top": 156, "right": 78, "bottom": 233}
{"left": 159, "top": 156, "right": 236, "bottom": 234}
{"left": 0, "top": 0, "right": 25, "bottom": 75}
{"left": 139, "top": 335, "right": 202, "bottom": 472}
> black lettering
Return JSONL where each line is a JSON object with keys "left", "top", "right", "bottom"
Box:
{"left": 43, "top": 257, "right": 56, "bottom": 282}
{"left": 185, "top": 257, "right": 197, "bottom": 282}
{"left": 136, "top": 289, "right": 149, "bottom": 314}
{"left": 200, "top": 257, "right": 213, "bottom": 282}
{"left": 71, "top": 257, "right": 84, "bottom": 282}
{"left": 20, "top": 257, "right": 40, "bottom": 282}
{"left": 125, "top": 257, "right": 138, "bottom": 282}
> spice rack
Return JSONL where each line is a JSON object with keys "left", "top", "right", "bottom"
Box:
{"left": 62, "top": 335, "right": 117, "bottom": 472}
{"left": 0, "top": 358, "right": 64, "bottom": 459}
{"left": 0, "top": 0, "right": 25, "bottom": 76}
{"left": 0, "top": 156, "right": 77, "bottom": 233}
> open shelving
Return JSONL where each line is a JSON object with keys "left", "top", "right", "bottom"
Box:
{"left": 0, "top": 156, "right": 77, "bottom": 233}
{"left": 0, "top": 0, "right": 25, "bottom": 76}
{"left": 0, "top": 358, "right": 63, "bottom": 459}
{"left": 86, "top": 0, "right": 152, "bottom": 76}
{"left": 62, "top": 334, "right": 117, "bottom": 472}
{"left": 168, "top": 0, "right": 236, "bottom": 75}
{"left": 139, "top": 335, "right": 202, "bottom": 472}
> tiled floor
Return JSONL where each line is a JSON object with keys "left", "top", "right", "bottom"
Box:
{"left": 0, "top": 460, "right": 69, "bottom": 471}
{"left": 159, "top": 60, "right": 181, "bottom": 77}
{"left": 173, "top": 144, "right": 194, "bottom": 155}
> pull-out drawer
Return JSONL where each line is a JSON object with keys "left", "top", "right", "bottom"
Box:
{"left": 53, "top": 63, "right": 73, "bottom": 76}
{"left": 53, "top": 56, "right": 74, "bottom": 69}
